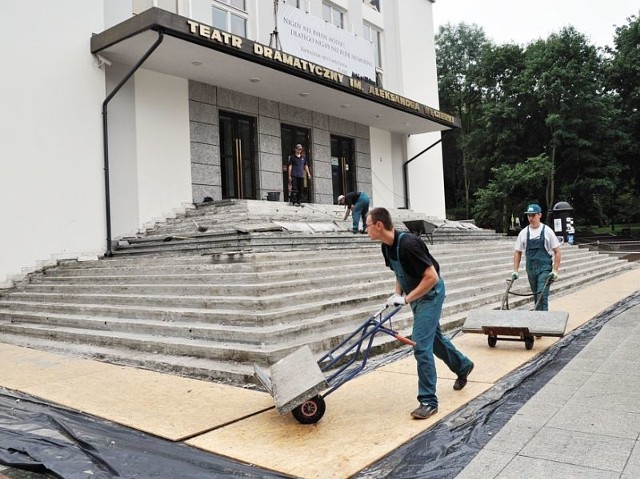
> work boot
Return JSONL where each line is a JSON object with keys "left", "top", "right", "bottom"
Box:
{"left": 453, "top": 362, "right": 474, "bottom": 391}
{"left": 411, "top": 403, "right": 438, "bottom": 419}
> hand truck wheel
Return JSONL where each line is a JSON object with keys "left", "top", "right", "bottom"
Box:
{"left": 487, "top": 335, "right": 497, "bottom": 348}
{"left": 524, "top": 337, "right": 534, "bottom": 350}
{"left": 292, "top": 395, "right": 326, "bottom": 424}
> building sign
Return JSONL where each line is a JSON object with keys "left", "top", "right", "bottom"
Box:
{"left": 91, "top": 9, "right": 459, "bottom": 129}
{"left": 184, "top": 19, "right": 457, "bottom": 127}
{"left": 277, "top": 3, "right": 376, "bottom": 82}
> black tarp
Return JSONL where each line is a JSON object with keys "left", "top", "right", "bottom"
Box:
{"left": 0, "top": 388, "right": 292, "bottom": 478}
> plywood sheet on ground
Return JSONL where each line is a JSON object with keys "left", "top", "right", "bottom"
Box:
{"left": 187, "top": 366, "right": 491, "bottom": 479}
{"left": 380, "top": 336, "right": 557, "bottom": 385}
{"left": 551, "top": 268, "right": 640, "bottom": 332}
{"left": 0, "top": 344, "right": 114, "bottom": 389}
{"left": 16, "top": 360, "right": 273, "bottom": 441}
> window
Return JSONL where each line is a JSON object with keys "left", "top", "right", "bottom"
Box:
{"left": 285, "top": 0, "right": 302, "bottom": 7}
{"left": 363, "top": 0, "right": 380, "bottom": 12}
{"left": 362, "top": 23, "right": 382, "bottom": 69}
{"left": 322, "top": 2, "right": 344, "bottom": 29}
{"left": 212, "top": 0, "right": 247, "bottom": 36}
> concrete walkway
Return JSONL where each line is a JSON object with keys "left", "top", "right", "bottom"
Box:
{"left": 456, "top": 290, "right": 640, "bottom": 478}
{"left": 0, "top": 268, "right": 639, "bottom": 478}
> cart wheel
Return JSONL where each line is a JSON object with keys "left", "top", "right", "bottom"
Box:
{"left": 524, "top": 337, "right": 534, "bottom": 350}
{"left": 292, "top": 395, "right": 326, "bottom": 424}
{"left": 487, "top": 336, "right": 497, "bottom": 348}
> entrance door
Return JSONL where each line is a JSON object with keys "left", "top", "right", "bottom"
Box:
{"left": 220, "top": 112, "right": 257, "bottom": 199}
{"left": 281, "top": 125, "right": 311, "bottom": 203}
{"left": 331, "top": 135, "right": 356, "bottom": 204}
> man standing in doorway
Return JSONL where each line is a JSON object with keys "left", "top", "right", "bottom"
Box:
{"left": 512, "top": 203, "right": 562, "bottom": 311}
{"left": 365, "top": 207, "right": 474, "bottom": 419}
{"left": 338, "top": 191, "right": 370, "bottom": 233}
{"left": 287, "top": 144, "right": 311, "bottom": 206}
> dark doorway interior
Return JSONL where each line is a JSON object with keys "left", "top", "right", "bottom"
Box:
{"left": 220, "top": 111, "right": 257, "bottom": 199}
{"left": 281, "top": 125, "right": 311, "bottom": 203}
{"left": 331, "top": 135, "right": 356, "bottom": 204}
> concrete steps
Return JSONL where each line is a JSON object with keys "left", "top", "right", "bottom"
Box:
{"left": 0, "top": 199, "right": 636, "bottom": 386}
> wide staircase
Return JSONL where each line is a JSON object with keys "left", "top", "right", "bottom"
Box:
{"left": 0, "top": 200, "right": 635, "bottom": 386}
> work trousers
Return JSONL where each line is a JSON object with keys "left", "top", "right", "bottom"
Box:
{"left": 411, "top": 277, "right": 473, "bottom": 407}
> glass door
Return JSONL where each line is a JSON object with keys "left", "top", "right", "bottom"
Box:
{"left": 331, "top": 135, "right": 355, "bottom": 203}
{"left": 220, "top": 112, "right": 257, "bottom": 199}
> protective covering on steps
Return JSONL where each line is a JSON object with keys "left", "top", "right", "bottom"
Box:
{"left": 355, "top": 291, "right": 640, "bottom": 479}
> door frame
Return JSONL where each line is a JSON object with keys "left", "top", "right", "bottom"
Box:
{"left": 330, "top": 135, "right": 356, "bottom": 204}
{"left": 219, "top": 111, "right": 257, "bottom": 200}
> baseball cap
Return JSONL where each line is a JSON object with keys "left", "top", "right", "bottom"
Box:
{"left": 524, "top": 204, "right": 542, "bottom": 214}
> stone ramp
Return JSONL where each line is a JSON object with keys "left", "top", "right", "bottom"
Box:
{"left": 0, "top": 200, "right": 636, "bottom": 385}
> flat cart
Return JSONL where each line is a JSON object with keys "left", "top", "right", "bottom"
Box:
{"left": 254, "top": 305, "right": 414, "bottom": 424}
{"left": 462, "top": 278, "right": 569, "bottom": 350}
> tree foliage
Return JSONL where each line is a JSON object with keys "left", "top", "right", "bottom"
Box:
{"left": 436, "top": 15, "right": 640, "bottom": 231}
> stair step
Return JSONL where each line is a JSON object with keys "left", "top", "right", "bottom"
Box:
{"left": 1, "top": 198, "right": 636, "bottom": 386}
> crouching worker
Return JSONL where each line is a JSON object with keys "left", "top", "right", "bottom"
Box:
{"left": 512, "top": 203, "right": 562, "bottom": 311}
{"left": 365, "top": 207, "right": 474, "bottom": 419}
{"left": 338, "top": 191, "right": 370, "bottom": 233}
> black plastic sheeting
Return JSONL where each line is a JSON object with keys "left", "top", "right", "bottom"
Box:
{"left": 0, "top": 388, "right": 293, "bottom": 479}
{"left": 355, "top": 291, "right": 640, "bottom": 479}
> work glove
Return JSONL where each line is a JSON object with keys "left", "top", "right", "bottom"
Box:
{"left": 386, "top": 294, "right": 406, "bottom": 307}
{"left": 510, "top": 271, "right": 519, "bottom": 281}
{"left": 548, "top": 271, "right": 559, "bottom": 282}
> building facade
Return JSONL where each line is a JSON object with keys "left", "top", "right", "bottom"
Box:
{"left": 0, "top": 0, "right": 457, "bottom": 286}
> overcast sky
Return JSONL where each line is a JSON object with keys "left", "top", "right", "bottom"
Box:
{"left": 432, "top": 0, "right": 639, "bottom": 48}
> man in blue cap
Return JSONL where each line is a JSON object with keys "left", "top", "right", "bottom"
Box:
{"left": 512, "top": 203, "right": 562, "bottom": 311}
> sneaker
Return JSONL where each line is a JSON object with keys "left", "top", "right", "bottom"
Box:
{"left": 411, "top": 403, "right": 438, "bottom": 419}
{"left": 453, "top": 362, "right": 474, "bottom": 391}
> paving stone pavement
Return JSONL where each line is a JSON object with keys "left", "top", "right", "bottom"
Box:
{"left": 455, "top": 299, "right": 640, "bottom": 479}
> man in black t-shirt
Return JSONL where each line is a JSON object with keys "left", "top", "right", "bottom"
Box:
{"left": 365, "top": 207, "right": 474, "bottom": 420}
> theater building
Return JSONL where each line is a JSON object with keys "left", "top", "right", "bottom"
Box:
{"left": 0, "top": 0, "right": 458, "bottom": 286}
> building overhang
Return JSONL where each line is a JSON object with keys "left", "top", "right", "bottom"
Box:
{"left": 91, "top": 8, "right": 460, "bottom": 135}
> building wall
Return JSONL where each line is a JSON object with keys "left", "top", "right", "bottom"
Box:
{"left": 133, "top": 70, "right": 193, "bottom": 231}
{"left": 381, "top": 0, "right": 446, "bottom": 218}
{"left": 107, "top": 63, "right": 140, "bottom": 238}
{"left": 0, "top": 0, "right": 449, "bottom": 286}
{"left": 0, "top": 1, "right": 107, "bottom": 287}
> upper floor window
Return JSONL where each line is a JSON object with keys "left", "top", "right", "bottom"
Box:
{"left": 363, "top": 0, "right": 380, "bottom": 13}
{"left": 212, "top": 0, "right": 247, "bottom": 36}
{"left": 362, "top": 22, "right": 382, "bottom": 69}
{"left": 322, "top": 2, "right": 344, "bottom": 29}
{"left": 285, "top": 0, "right": 302, "bottom": 7}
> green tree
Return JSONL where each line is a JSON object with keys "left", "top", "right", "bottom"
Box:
{"left": 436, "top": 23, "right": 491, "bottom": 218}
{"left": 606, "top": 13, "right": 640, "bottom": 221}
{"left": 522, "top": 27, "right": 621, "bottom": 217}
{"left": 473, "top": 154, "right": 551, "bottom": 231}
